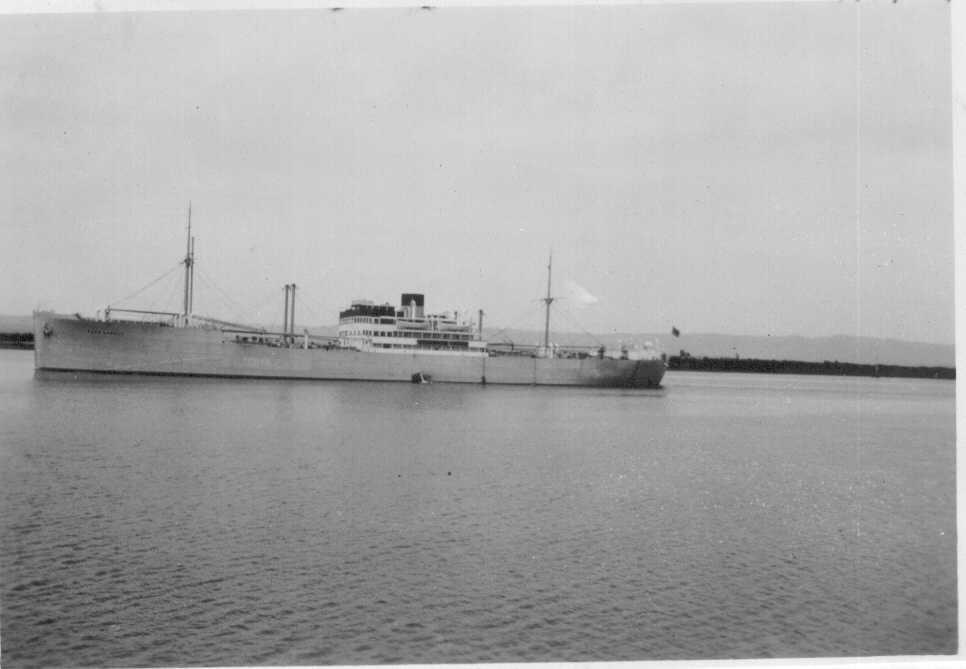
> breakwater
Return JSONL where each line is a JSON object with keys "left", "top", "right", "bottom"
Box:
{"left": 0, "top": 333, "right": 32, "bottom": 350}
{"left": 668, "top": 355, "right": 954, "bottom": 380}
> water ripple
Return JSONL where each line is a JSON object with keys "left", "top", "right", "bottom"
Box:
{"left": 0, "top": 359, "right": 957, "bottom": 666}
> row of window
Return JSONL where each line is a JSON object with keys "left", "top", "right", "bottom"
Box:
{"left": 343, "top": 329, "right": 473, "bottom": 341}
{"left": 341, "top": 315, "right": 465, "bottom": 326}
{"left": 372, "top": 342, "right": 477, "bottom": 351}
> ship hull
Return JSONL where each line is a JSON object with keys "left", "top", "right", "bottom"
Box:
{"left": 33, "top": 312, "right": 666, "bottom": 388}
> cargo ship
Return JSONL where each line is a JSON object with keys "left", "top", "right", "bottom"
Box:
{"left": 33, "top": 218, "right": 666, "bottom": 388}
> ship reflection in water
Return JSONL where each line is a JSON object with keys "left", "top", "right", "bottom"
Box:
{"left": 0, "top": 351, "right": 956, "bottom": 666}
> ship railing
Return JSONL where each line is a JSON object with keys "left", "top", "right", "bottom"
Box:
{"left": 487, "top": 341, "right": 610, "bottom": 359}
{"left": 196, "top": 315, "right": 267, "bottom": 332}
{"left": 225, "top": 328, "right": 343, "bottom": 350}
{"left": 395, "top": 318, "right": 430, "bottom": 329}
{"left": 103, "top": 308, "right": 182, "bottom": 325}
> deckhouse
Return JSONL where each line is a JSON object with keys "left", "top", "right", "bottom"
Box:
{"left": 337, "top": 293, "right": 487, "bottom": 355}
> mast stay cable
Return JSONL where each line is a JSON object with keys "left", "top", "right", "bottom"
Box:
{"left": 107, "top": 261, "right": 184, "bottom": 309}
{"left": 484, "top": 301, "right": 546, "bottom": 344}
{"left": 193, "top": 266, "right": 259, "bottom": 321}
{"left": 552, "top": 303, "right": 606, "bottom": 348}
{"left": 293, "top": 291, "right": 325, "bottom": 328}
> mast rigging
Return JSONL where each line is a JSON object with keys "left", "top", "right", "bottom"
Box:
{"left": 182, "top": 202, "right": 195, "bottom": 323}
{"left": 542, "top": 251, "right": 554, "bottom": 352}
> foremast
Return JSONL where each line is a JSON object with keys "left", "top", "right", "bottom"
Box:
{"left": 182, "top": 202, "right": 195, "bottom": 325}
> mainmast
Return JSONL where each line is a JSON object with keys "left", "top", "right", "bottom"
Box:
{"left": 542, "top": 251, "right": 554, "bottom": 351}
{"left": 182, "top": 202, "right": 195, "bottom": 324}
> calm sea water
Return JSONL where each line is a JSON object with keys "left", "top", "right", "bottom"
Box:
{"left": 0, "top": 349, "right": 956, "bottom": 666}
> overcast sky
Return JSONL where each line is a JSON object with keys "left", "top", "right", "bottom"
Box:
{"left": 0, "top": 1, "right": 953, "bottom": 343}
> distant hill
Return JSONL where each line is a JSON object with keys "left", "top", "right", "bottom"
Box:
{"left": 0, "top": 314, "right": 953, "bottom": 367}
{"left": 0, "top": 315, "right": 32, "bottom": 332}
{"left": 481, "top": 328, "right": 955, "bottom": 368}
